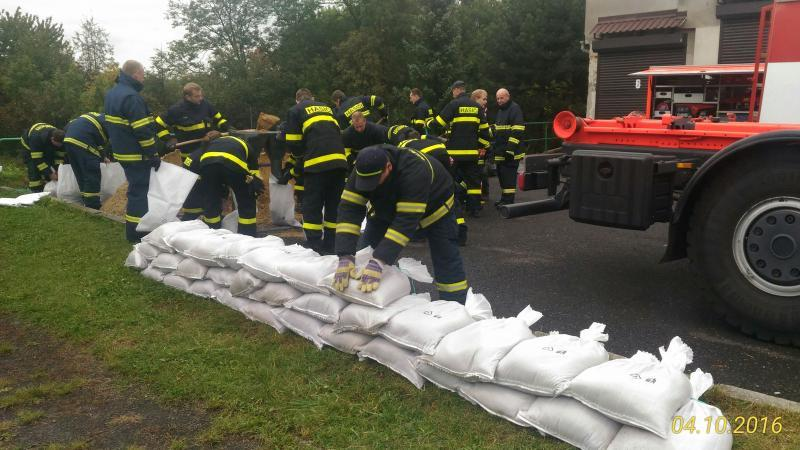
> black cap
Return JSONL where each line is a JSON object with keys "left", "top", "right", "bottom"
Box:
{"left": 448, "top": 80, "right": 466, "bottom": 91}
{"left": 354, "top": 146, "right": 388, "bottom": 192}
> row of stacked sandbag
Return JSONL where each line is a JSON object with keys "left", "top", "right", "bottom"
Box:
{"left": 124, "top": 220, "right": 733, "bottom": 450}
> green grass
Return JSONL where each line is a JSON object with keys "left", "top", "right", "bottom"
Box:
{"left": 15, "top": 409, "right": 45, "bottom": 425}
{"left": 0, "top": 201, "right": 796, "bottom": 448}
{"left": 0, "top": 380, "right": 83, "bottom": 409}
{"left": 0, "top": 149, "right": 28, "bottom": 190}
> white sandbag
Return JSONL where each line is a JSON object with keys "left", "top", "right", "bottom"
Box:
{"left": 134, "top": 242, "right": 161, "bottom": 260}
{"left": 378, "top": 294, "right": 493, "bottom": 354}
{"left": 184, "top": 232, "right": 250, "bottom": 266}
{"left": 142, "top": 220, "right": 208, "bottom": 252}
{"left": 141, "top": 265, "right": 166, "bottom": 282}
{"left": 239, "top": 244, "right": 318, "bottom": 283}
{"left": 279, "top": 254, "right": 338, "bottom": 294}
{"left": 319, "top": 324, "right": 373, "bottom": 354}
{"left": 357, "top": 337, "right": 426, "bottom": 389}
{"left": 495, "top": 322, "right": 610, "bottom": 396}
{"left": 99, "top": 162, "right": 126, "bottom": 203}
{"left": 268, "top": 175, "right": 301, "bottom": 227}
{"left": 608, "top": 369, "right": 733, "bottom": 450}
{"left": 459, "top": 382, "right": 537, "bottom": 427}
{"left": 285, "top": 293, "right": 349, "bottom": 324}
{"left": 175, "top": 257, "right": 210, "bottom": 280}
{"left": 124, "top": 248, "right": 148, "bottom": 270}
{"left": 137, "top": 162, "right": 199, "bottom": 232}
{"left": 188, "top": 280, "right": 220, "bottom": 299}
{"left": 44, "top": 180, "right": 57, "bottom": 196}
{"left": 215, "top": 235, "right": 284, "bottom": 269}
{"left": 274, "top": 308, "right": 327, "bottom": 349}
{"left": 221, "top": 210, "right": 238, "bottom": 232}
{"left": 55, "top": 164, "right": 81, "bottom": 204}
{"left": 206, "top": 267, "right": 237, "bottom": 287}
{"left": 0, "top": 192, "right": 50, "bottom": 207}
{"left": 415, "top": 359, "right": 465, "bottom": 393}
{"left": 516, "top": 396, "right": 622, "bottom": 450}
{"left": 321, "top": 264, "right": 411, "bottom": 308}
{"left": 230, "top": 268, "right": 265, "bottom": 297}
{"left": 165, "top": 228, "right": 230, "bottom": 255}
{"left": 216, "top": 289, "right": 252, "bottom": 313}
{"left": 163, "top": 273, "right": 193, "bottom": 292}
{"left": 240, "top": 302, "right": 286, "bottom": 333}
{"left": 334, "top": 293, "right": 431, "bottom": 335}
{"left": 565, "top": 336, "right": 694, "bottom": 438}
{"left": 248, "top": 282, "right": 303, "bottom": 306}
{"left": 421, "top": 305, "right": 541, "bottom": 381}
{"left": 397, "top": 257, "right": 433, "bottom": 283}
{"left": 151, "top": 253, "right": 185, "bottom": 271}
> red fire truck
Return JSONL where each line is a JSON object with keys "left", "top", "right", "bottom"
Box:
{"left": 503, "top": 0, "right": 800, "bottom": 345}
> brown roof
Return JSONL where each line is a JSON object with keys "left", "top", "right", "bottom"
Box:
{"left": 591, "top": 10, "right": 687, "bottom": 37}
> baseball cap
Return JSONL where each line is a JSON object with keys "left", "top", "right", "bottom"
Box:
{"left": 354, "top": 146, "right": 388, "bottom": 192}
{"left": 448, "top": 80, "right": 466, "bottom": 91}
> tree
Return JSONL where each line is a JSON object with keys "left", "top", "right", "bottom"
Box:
{"left": 73, "top": 17, "right": 115, "bottom": 76}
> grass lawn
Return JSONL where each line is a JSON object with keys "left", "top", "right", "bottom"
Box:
{"left": 0, "top": 147, "right": 28, "bottom": 191}
{"left": 0, "top": 200, "right": 797, "bottom": 448}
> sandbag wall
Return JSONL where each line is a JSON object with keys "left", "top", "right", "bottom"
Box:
{"left": 126, "top": 220, "right": 734, "bottom": 450}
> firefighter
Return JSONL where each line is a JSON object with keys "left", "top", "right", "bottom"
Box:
{"left": 20, "top": 123, "right": 64, "bottom": 192}
{"left": 342, "top": 111, "right": 389, "bottom": 168}
{"left": 409, "top": 88, "right": 434, "bottom": 135}
{"left": 331, "top": 90, "right": 388, "bottom": 129}
{"left": 285, "top": 88, "right": 348, "bottom": 254}
{"left": 389, "top": 126, "right": 469, "bottom": 246}
{"left": 431, "top": 80, "right": 491, "bottom": 218}
{"left": 155, "top": 82, "right": 229, "bottom": 161}
{"left": 471, "top": 88, "right": 491, "bottom": 202}
{"left": 493, "top": 88, "right": 525, "bottom": 206}
{"left": 183, "top": 135, "right": 264, "bottom": 236}
{"left": 63, "top": 112, "right": 109, "bottom": 209}
{"left": 104, "top": 60, "right": 160, "bottom": 242}
{"left": 333, "top": 144, "right": 469, "bottom": 302}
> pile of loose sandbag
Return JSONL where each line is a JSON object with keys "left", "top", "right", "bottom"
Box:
{"left": 125, "top": 221, "right": 733, "bottom": 450}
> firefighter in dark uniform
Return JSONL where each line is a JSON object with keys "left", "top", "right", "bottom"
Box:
{"left": 285, "top": 88, "right": 348, "bottom": 254}
{"left": 104, "top": 60, "right": 161, "bottom": 242}
{"left": 20, "top": 123, "right": 64, "bottom": 192}
{"left": 342, "top": 111, "right": 389, "bottom": 168}
{"left": 431, "top": 81, "right": 491, "bottom": 217}
{"left": 471, "top": 89, "right": 491, "bottom": 202}
{"left": 333, "top": 145, "right": 469, "bottom": 302}
{"left": 389, "top": 125, "right": 468, "bottom": 246}
{"left": 63, "top": 112, "right": 109, "bottom": 209}
{"left": 331, "top": 90, "right": 388, "bottom": 129}
{"left": 493, "top": 88, "right": 526, "bottom": 206}
{"left": 409, "top": 88, "right": 434, "bottom": 135}
{"left": 184, "top": 135, "right": 264, "bottom": 236}
{"left": 155, "top": 82, "right": 229, "bottom": 220}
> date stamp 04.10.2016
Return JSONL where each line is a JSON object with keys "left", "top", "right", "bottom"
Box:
{"left": 672, "top": 416, "right": 784, "bottom": 435}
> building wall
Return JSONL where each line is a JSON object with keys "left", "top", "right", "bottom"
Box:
{"left": 584, "top": 0, "right": 720, "bottom": 118}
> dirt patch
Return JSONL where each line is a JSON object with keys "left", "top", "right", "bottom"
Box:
{"left": 0, "top": 314, "right": 256, "bottom": 448}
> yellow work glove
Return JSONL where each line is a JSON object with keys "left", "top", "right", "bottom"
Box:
{"left": 333, "top": 255, "right": 356, "bottom": 291}
{"left": 357, "top": 258, "right": 383, "bottom": 293}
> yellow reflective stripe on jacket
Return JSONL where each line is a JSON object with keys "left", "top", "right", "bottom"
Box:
{"left": 452, "top": 117, "right": 479, "bottom": 124}
{"left": 238, "top": 216, "right": 257, "bottom": 225}
{"left": 63, "top": 137, "right": 100, "bottom": 157}
{"left": 467, "top": 189, "right": 482, "bottom": 195}
{"left": 511, "top": 125, "right": 526, "bottom": 131}
{"left": 302, "top": 115, "right": 339, "bottom": 133}
{"left": 157, "top": 129, "right": 170, "bottom": 138}
{"left": 29, "top": 151, "right": 44, "bottom": 158}
{"left": 303, "top": 222, "right": 323, "bottom": 231}
{"left": 175, "top": 122, "right": 206, "bottom": 132}
{"left": 447, "top": 149, "right": 479, "bottom": 156}
{"left": 125, "top": 214, "right": 141, "bottom": 223}
{"left": 514, "top": 153, "right": 524, "bottom": 160}
{"left": 138, "top": 137, "right": 156, "bottom": 148}
{"left": 336, "top": 222, "right": 361, "bottom": 235}
{"left": 385, "top": 228, "right": 410, "bottom": 246}
{"left": 304, "top": 153, "right": 347, "bottom": 168}
{"left": 478, "top": 138, "right": 490, "bottom": 147}
{"left": 479, "top": 122, "right": 490, "bottom": 129}
{"left": 494, "top": 125, "right": 512, "bottom": 130}
{"left": 155, "top": 116, "right": 169, "bottom": 128}
{"left": 214, "top": 112, "right": 222, "bottom": 119}
{"left": 81, "top": 114, "right": 107, "bottom": 142}
{"left": 131, "top": 116, "right": 154, "bottom": 129}
{"left": 203, "top": 215, "right": 221, "bottom": 224}
{"left": 105, "top": 115, "right": 130, "bottom": 126}
{"left": 200, "top": 151, "right": 249, "bottom": 172}
{"left": 341, "top": 189, "right": 368, "bottom": 206}
{"left": 420, "top": 143, "right": 446, "bottom": 154}
{"left": 396, "top": 201, "right": 427, "bottom": 214}
{"left": 436, "top": 279, "right": 468, "bottom": 292}
{"left": 36, "top": 162, "right": 49, "bottom": 171}
{"left": 217, "top": 118, "right": 228, "bottom": 127}
{"left": 114, "top": 153, "right": 143, "bottom": 161}
{"left": 323, "top": 221, "right": 337, "bottom": 229}
{"left": 435, "top": 115, "right": 447, "bottom": 126}
{"left": 508, "top": 137, "right": 520, "bottom": 144}
{"left": 419, "top": 195, "right": 455, "bottom": 228}
{"left": 285, "top": 133, "right": 303, "bottom": 141}
{"left": 370, "top": 95, "right": 377, "bottom": 106}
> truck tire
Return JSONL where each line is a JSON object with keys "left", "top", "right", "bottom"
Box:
{"left": 687, "top": 150, "right": 800, "bottom": 346}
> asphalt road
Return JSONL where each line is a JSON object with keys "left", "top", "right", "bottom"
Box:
{"left": 400, "top": 179, "right": 800, "bottom": 402}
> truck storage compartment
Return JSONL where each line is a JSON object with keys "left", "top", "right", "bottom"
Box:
{"left": 569, "top": 150, "right": 675, "bottom": 230}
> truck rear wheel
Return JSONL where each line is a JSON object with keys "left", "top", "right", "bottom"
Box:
{"left": 687, "top": 151, "right": 800, "bottom": 345}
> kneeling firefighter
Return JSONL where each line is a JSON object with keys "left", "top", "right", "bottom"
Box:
{"left": 332, "top": 144, "right": 469, "bottom": 303}
{"left": 184, "top": 134, "right": 265, "bottom": 236}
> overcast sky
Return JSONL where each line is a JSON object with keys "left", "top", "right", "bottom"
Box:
{"left": 1, "top": 0, "right": 185, "bottom": 67}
